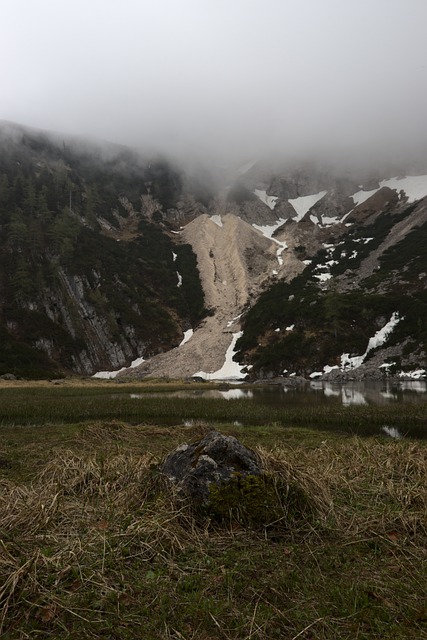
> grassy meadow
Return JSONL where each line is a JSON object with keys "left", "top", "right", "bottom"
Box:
{"left": 0, "top": 379, "right": 426, "bottom": 639}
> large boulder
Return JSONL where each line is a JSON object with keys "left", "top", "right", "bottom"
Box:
{"left": 159, "top": 430, "right": 262, "bottom": 505}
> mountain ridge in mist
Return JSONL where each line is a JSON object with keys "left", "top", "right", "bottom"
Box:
{"left": 0, "top": 119, "right": 426, "bottom": 380}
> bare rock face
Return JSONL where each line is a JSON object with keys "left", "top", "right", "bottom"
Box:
{"left": 346, "top": 186, "right": 399, "bottom": 225}
{"left": 159, "top": 431, "right": 261, "bottom": 504}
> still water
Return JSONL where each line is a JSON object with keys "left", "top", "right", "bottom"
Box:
{"left": 130, "top": 380, "right": 427, "bottom": 407}
{"left": 126, "top": 380, "right": 427, "bottom": 439}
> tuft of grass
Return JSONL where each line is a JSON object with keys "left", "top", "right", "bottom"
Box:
{"left": 206, "top": 448, "right": 333, "bottom": 535}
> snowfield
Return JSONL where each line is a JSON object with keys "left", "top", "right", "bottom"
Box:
{"left": 351, "top": 175, "right": 427, "bottom": 206}
{"left": 380, "top": 175, "right": 427, "bottom": 202}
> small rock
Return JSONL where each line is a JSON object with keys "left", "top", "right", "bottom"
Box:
{"left": 159, "top": 431, "right": 261, "bottom": 505}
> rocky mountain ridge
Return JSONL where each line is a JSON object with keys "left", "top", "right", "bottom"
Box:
{"left": 1, "top": 121, "right": 426, "bottom": 380}
{"left": 125, "top": 159, "right": 427, "bottom": 381}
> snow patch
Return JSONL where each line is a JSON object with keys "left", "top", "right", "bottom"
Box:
{"left": 289, "top": 190, "right": 327, "bottom": 222}
{"left": 210, "top": 214, "right": 223, "bottom": 227}
{"left": 351, "top": 175, "right": 427, "bottom": 207}
{"left": 254, "top": 189, "right": 278, "bottom": 210}
{"left": 276, "top": 246, "right": 286, "bottom": 265}
{"left": 252, "top": 219, "right": 286, "bottom": 240}
{"left": 314, "top": 272, "right": 332, "bottom": 282}
{"left": 227, "top": 314, "right": 242, "bottom": 328}
{"left": 176, "top": 271, "right": 183, "bottom": 287}
{"left": 380, "top": 175, "right": 427, "bottom": 203}
{"left": 179, "top": 329, "right": 193, "bottom": 346}
{"left": 341, "top": 312, "right": 402, "bottom": 371}
{"left": 351, "top": 188, "right": 380, "bottom": 206}
{"left": 193, "top": 332, "right": 246, "bottom": 380}
{"left": 379, "top": 362, "right": 396, "bottom": 370}
{"left": 311, "top": 214, "right": 340, "bottom": 227}
{"left": 93, "top": 355, "right": 146, "bottom": 379}
{"left": 398, "top": 369, "right": 426, "bottom": 379}
{"left": 311, "top": 244, "right": 340, "bottom": 281}
{"left": 323, "top": 365, "right": 339, "bottom": 374}
{"left": 252, "top": 219, "right": 287, "bottom": 265}
{"left": 321, "top": 215, "right": 339, "bottom": 226}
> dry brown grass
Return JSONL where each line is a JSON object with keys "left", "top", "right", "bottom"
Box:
{"left": 0, "top": 425, "right": 426, "bottom": 638}
{"left": 304, "top": 438, "right": 427, "bottom": 537}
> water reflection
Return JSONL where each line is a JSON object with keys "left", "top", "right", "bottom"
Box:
{"left": 309, "top": 380, "right": 426, "bottom": 405}
{"left": 398, "top": 381, "right": 426, "bottom": 393}
{"left": 127, "top": 380, "right": 426, "bottom": 406}
{"left": 340, "top": 387, "right": 367, "bottom": 406}
{"left": 117, "top": 380, "right": 426, "bottom": 438}
{"left": 219, "top": 389, "right": 254, "bottom": 400}
{"left": 323, "top": 385, "right": 340, "bottom": 397}
{"left": 382, "top": 425, "right": 402, "bottom": 439}
{"left": 129, "top": 389, "right": 254, "bottom": 401}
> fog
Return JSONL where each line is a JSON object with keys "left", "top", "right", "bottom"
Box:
{"left": 2, "top": 0, "right": 427, "bottom": 164}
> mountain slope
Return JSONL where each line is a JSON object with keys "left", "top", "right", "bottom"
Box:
{"left": 0, "top": 122, "right": 206, "bottom": 377}
{"left": 1, "top": 122, "right": 426, "bottom": 381}
{"left": 122, "top": 161, "right": 427, "bottom": 381}
{"left": 234, "top": 171, "right": 427, "bottom": 380}
{"left": 123, "top": 212, "right": 280, "bottom": 379}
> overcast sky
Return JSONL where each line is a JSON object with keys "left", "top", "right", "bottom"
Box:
{"left": 2, "top": 0, "right": 427, "bottom": 163}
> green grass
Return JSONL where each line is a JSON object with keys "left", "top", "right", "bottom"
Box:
{"left": 0, "top": 381, "right": 426, "bottom": 438}
{"left": 0, "top": 382, "right": 426, "bottom": 638}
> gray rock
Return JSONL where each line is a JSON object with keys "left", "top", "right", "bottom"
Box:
{"left": 159, "top": 431, "right": 261, "bottom": 504}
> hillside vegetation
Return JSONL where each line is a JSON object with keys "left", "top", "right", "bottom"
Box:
{"left": 237, "top": 198, "right": 427, "bottom": 378}
{"left": 0, "top": 124, "right": 205, "bottom": 378}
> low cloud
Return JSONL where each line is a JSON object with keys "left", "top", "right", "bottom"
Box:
{"left": 2, "top": 0, "right": 427, "bottom": 164}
